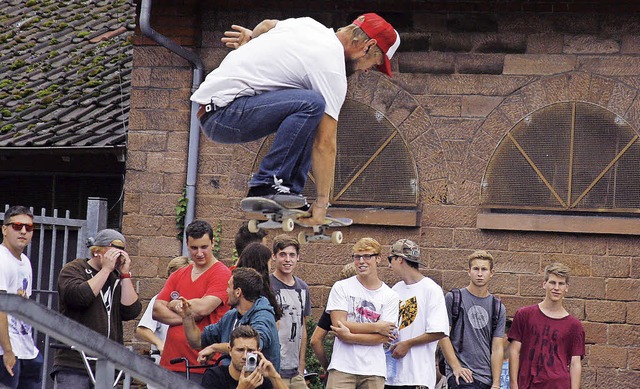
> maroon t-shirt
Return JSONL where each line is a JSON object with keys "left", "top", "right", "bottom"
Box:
{"left": 509, "top": 304, "right": 585, "bottom": 389}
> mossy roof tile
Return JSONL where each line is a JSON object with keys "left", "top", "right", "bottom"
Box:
{"left": 0, "top": 0, "right": 133, "bottom": 147}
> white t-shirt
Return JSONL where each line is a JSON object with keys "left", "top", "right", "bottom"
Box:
{"left": 137, "top": 295, "right": 168, "bottom": 389}
{"left": 137, "top": 295, "right": 168, "bottom": 363}
{"left": 0, "top": 245, "right": 38, "bottom": 359}
{"left": 326, "top": 276, "right": 399, "bottom": 378}
{"left": 191, "top": 17, "right": 347, "bottom": 120}
{"left": 386, "top": 277, "right": 450, "bottom": 388}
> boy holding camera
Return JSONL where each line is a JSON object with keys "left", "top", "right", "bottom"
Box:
{"left": 203, "top": 325, "right": 287, "bottom": 389}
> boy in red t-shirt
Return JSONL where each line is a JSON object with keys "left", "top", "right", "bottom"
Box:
{"left": 153, "top": 220, "right": 231, "bottom": 384}
{"left": 509, "top": 263, "right": 585, "bottom": 389}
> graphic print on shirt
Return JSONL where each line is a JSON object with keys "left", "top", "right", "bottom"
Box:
{"left": 468, "top": 305, "right": 489, "bottom": 330}
{"left": 102, "top": 285, "right": 113, "bottom": 314}
{"left": 276, "top": 289, "right": 305, "bottom": 343}
{"left": 11, "top": 276, "right": 32, "bottom": 335}
{"left": 17, "top": 277, "right": 28, "bottom": 297}
{"left": 399, "top": 296, "right": 417, "bottom": 330}
{"left": 530, "top": 323, "right": 560, "bottom": 375}
{"left": 348, "top": 296, "right": 381, "bottom": 323}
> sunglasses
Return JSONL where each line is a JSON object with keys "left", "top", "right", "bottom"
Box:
{"left": 5, "top": 222, "right": 35, "bottom": 233}
{"left": 110, "top": 239, "right": 126, "bottom": 250}
{"left": 352, "top": 253, "right": 378, "bottom": 261}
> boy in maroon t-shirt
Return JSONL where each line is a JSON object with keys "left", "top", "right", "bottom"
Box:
{"left": 508, "top": 263, "right": 585, "bottom": 389}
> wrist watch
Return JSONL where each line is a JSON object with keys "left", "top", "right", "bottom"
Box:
{"left": 120, "top": 272, "right": 132, "bottom": 279}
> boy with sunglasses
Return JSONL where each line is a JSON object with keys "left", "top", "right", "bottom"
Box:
{"left": 325, "top": 237, "right": 399, "bottom": 389}
{"left": 386, "top": 239, "right": 449, "bottom": 389}
{"left": 0, "top": 205, "right": 43, "bottom": 389}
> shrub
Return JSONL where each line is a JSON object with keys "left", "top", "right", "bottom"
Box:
{"left": 305, "top": 317, "right": 335, "bottom": 389}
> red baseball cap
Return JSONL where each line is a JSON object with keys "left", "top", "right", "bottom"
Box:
{"left": 352, "top": 13, "right": 400, "bottom": 77}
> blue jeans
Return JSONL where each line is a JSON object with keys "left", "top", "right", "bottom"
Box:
{"left": 201, "top": 89, "right": 326, "bottom": 194}
{"left": 0, "top": 352, "right": 44, "bottom": 389}
{"left": 53, "top": 369, "right": 93, "bottom": 389}
{"left": 448, "top": 376, "right": 491, "bottom": 389}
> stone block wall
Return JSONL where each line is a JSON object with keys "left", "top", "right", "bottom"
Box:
{"left": 127, "top": 1, "right": 640, "bottom": 385}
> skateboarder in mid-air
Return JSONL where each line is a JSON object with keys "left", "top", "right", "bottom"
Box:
{"left": 191, "top": 13, "right": 400, "bottom": 226}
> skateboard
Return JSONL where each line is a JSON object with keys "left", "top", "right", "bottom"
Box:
{"left": 240, "top": 197, "right": 352, "bottom": 244}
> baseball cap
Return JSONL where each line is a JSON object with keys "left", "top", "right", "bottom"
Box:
{"left": 352, "top": 13, "right": 401, "bottom": 77}
{"left": 91, "top": 229, "right": 126, "bottom": 249}
{"left": 390, "top": 239, "right": 420, "bottom": 263}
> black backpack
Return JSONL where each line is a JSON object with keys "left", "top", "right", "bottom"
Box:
{"left": 437, "top": 288, "right": 502, "bottom": 374}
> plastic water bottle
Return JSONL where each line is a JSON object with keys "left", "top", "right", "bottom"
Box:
{"left": 384, "top": 329, "right": 398, "bottom": 380}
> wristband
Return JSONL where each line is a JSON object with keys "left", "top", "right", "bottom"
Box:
{"left": 120, "top": 272, "right": 132, "bottom": 279}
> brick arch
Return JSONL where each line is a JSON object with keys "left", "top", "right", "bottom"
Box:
{"left": 242, "top": 72, "right": 449, "bottom": 206}
{"left": 345, "top": 72, "right": 448, "bottom": 205}
{"left": 469, "top": 71, "right": 640, "bottom": 206}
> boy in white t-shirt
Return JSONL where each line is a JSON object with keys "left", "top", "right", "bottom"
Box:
{"left": 386, "top": 239, "right": 449, "bottom": 389}
{"left": 135, "top": 256, "right": 191, "bottom": 389}
{"left": 0, "top": 205, "right": 43, "bottom": 389}
{"left": 326, "top": 237, "right": 399, "bottom": 389}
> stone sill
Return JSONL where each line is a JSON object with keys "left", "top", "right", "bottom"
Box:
{"left": 328, "top": 207, "right": 421, "bottom": 227}
{"left": 477, "top": 210, "right": 640, "bottom": 235}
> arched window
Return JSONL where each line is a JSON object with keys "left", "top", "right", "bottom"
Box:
{"left": 252, "top": 99, "right": 419, "bottom": 225}
{"left": 479, "top": 101, "right": 640, "bottom": 234}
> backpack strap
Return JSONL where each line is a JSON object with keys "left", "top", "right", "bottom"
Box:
{"left": 450, "top": 288, "right": 464, "bottom": 352}
{"left": 490, "top": 295, "right": 502, "bottom": 338}
{"left": 451, "top": 288, "right": 462, "bottom": 325}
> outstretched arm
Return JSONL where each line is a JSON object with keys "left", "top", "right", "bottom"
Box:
{"left": 569, "top": 355, "right": 582, "bottom": 389}
{"left": 391, "top": 332, "right": 446, "bottom": 359}
{"left": 305, "top": 114, "right": 337, "bottom": 226}
{"left": 439, "top": 337, "right": 473, "bottom": 385}
{"left": 0, "top": 312, "right": 15, "bottom": 377}
{"left": 135, "top": 326, "right": 165, "bottom": 354}
{"left": 490, "top": 336, "right": 504, "bottom": 389}
{"left": 310, "top": 327, "right": 329, "bottom": 371}
{"left": 221, "top": 19, "right": 278, "bottom": 49}
{"left": 176, "top": 297, "right": 202, "bottom": 349}
{"left": 509, "top": 340, "right": 522, "bottom": 389}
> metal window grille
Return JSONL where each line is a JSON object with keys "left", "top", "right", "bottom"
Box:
{"left": 481, "top": 101, "right": 640, "bottom": 213}
{"left": 252, "top": 99, "right": 418, "bottom": 208}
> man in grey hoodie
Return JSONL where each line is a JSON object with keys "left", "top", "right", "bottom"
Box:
{"left": 179, "top": 267, "right": 281, "bottom": 371}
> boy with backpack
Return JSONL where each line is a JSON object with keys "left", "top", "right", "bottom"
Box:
{"left": 439, "top": 250, "right": 506, "bottom": 389}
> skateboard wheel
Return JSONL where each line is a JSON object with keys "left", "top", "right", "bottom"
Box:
{"left": 283, "top": 217, "right": 295, "bottom": 232}
{"left": 331, "top": 231, "right": 343, "bottom": 244}
{"left": 248, "top": 220, "right": 260, "bottom": 233}
{"left": 298, "top": 231, "right": 308, "bottom": 245}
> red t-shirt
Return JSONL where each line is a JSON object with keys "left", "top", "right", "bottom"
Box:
{"left": 157, "top": 261, "right": 231, "bottom": 372}
{"left": 509, "top": 304, "right": 585, "bottom": 389}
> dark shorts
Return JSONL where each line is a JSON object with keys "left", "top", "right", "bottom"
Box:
{"left": 447, "top": 376, "right": 491, "bottom": 389}
{"left": 0, "top": 352, "right": 44, "bottom": 389}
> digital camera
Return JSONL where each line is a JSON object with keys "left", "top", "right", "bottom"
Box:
{"left": 246, "top": 352, "right": 258, "bottom": 372}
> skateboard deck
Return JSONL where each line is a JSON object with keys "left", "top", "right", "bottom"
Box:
{"left": 240, "top": 197, "right": 352, "bottom": 244}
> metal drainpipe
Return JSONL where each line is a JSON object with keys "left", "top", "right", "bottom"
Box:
{"left": 139, "top": 0, "right": 204, "bottom": 255}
